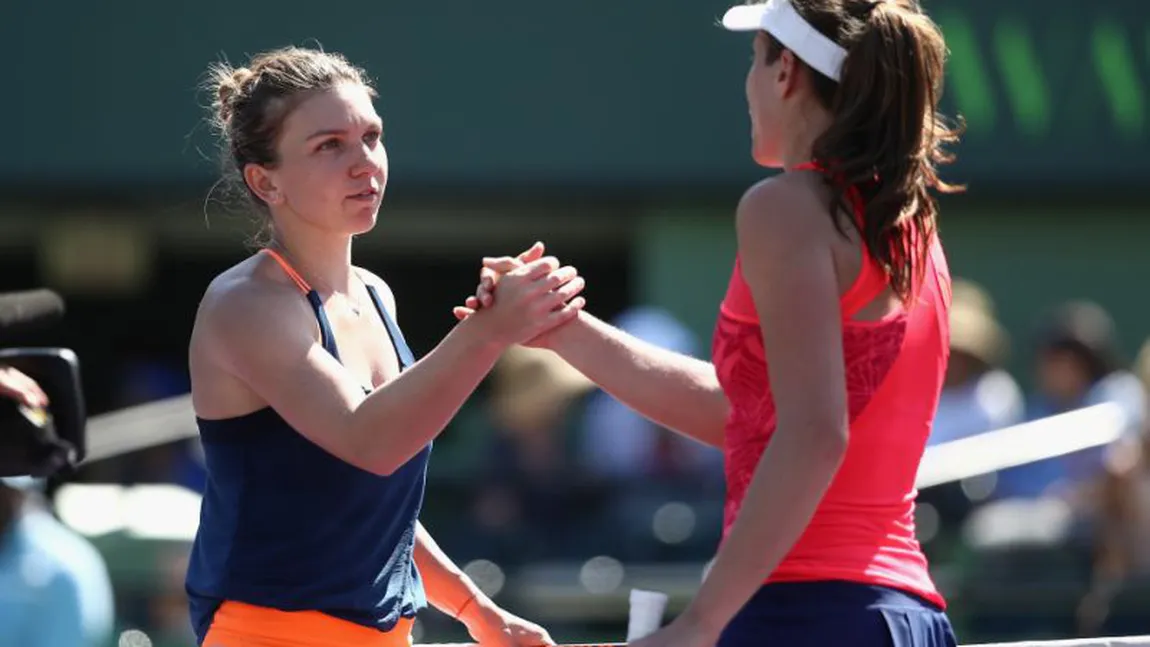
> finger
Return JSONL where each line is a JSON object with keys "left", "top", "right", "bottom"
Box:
{"left": 453, "top": 306, "right": 475, "bottom": 320}
{"left": 546, "top": 276, "right": 586, "bottom": 308}
{"left": 542, "top": 296, "right": 585, "bottom": 328}
{"left": 465, "top": 296, "right": 481, "bottom": 309}
{"left": 26, "top": 380, "right": 49, "bottom": 408}
{"left": 0, "top": 371, "right": 18, "bottom": 398}
{"left": 481, "top": 257, "right": 524, "bottom": 274}
{"left": 541, "top": 266, "right": 579, "bottom": 291}
{"left": 472, "top": 281, "right": 494, "bottom": 307}
{"left": 517, "top": 241, "right": 545, "bottom": 263}
{"left": 5, "top": 382, "right": 39, "bottom": 409}
{"left": 479, "top": 266, "right": 501, "bottom": 287}
{"left": 512, "top": 256, "right": 560, "bottom": 280}
{"left": 0, "top": 368, "right": 44, "bottom": 408}
{"left": 0, "top": 384, "right": 33, "bottom": 408}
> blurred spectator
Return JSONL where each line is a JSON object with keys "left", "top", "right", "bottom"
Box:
{"left": 575, "top": 307, "right": 724, "bottom": 561}
{"left": 0, "top": 477, "right": 115, "bottom": 647}
{"left": 577, "top": 307, "right": 723, "bottom": 485}
{"left": 468, "top": 345, "right": 596, "bottom": 563}
{"left": 930, "top": 278, "right": 1025, "bottom": 446}
{"left": 123, "top": 360, "right": 203, "bottom": 492}
{"left": 920, "top": 280, "right": 1024, "bottom": 537}
{"left": 1077, "top": 338, "right": 1150, "bottom": 635}
{"left": 992, "top": 301, "right": 1146, "bottom": 502}
{"left": 80, "top": 358, "right": 203, "bottom": 492}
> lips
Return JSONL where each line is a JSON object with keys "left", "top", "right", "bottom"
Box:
{"left": 348, "top": 187, "right": 380, "bottom": 200}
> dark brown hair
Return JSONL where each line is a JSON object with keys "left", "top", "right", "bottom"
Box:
{"left": 759, "top": 0, "right": 964, "bottom": 300}
{"left": 203, "top": 46, "right": 375, "bottom": 242}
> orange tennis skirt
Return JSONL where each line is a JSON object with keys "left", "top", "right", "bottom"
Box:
{"left": 202, "top": 600, "right": 415, "bottom": 647}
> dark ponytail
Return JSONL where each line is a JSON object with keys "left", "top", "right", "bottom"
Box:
{"left": 764, "top": 0, "right": 964, "bottom": 300}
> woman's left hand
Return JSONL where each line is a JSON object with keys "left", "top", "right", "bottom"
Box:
{"left": 463, "top": 603, "right": 555, "bottom": 647}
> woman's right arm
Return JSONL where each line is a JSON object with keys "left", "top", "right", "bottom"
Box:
{"left": 202, "top": 258, "right": 583, "bottom": 476}
{"left": 457, "top": 248, "right": 728, "bottom": 449}
{"left": 545, "top": 311, "right": 729, "bottom": 448}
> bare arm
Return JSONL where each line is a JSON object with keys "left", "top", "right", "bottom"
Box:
{"left": 415, "top": 522, "right": 555, "bottom": 645}
{"left": 545, "top": 312, "right": 729, "bottom": 448}
{"left": 203, "top": 257, "right": 583, "bottom": 476}
{"left": 672, "top": 179, "right": 850, "bottom": 638}
{"left": 414, "top": 521, "right": 489, "bottom": 620}
{"left": 456, "top": 244, "right": 726, "bottom": 446}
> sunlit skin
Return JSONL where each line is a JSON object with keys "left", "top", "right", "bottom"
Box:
{"left": 241, "top": 82, "right": 387, "bottom": 291}
{"left": 192, "top": 76, "right": 575, "bottom": 647}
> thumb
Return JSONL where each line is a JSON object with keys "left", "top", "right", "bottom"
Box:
{"left": 517, "top": 241, "right": 545, "bottom": 263}
{"left": 482, "top": 257, "right": 526, "bottom": 273}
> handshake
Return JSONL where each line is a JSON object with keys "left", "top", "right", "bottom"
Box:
{"left": 451, "top": 242, "right": 587, "bottom": 349}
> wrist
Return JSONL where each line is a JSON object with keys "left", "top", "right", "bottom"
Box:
{"left": 678, "top": 598, "right": 731, "bottom": 638}
{"left": 457, "top": 590, "right": 498, "bottom": 627}
{"left": 455, "top": 314, "right": 510, "bottom": 357}
{"left": 546, "top": 309, "right": 589, "bottom": 355}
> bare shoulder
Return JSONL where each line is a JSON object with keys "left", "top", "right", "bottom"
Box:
{"left": 354, "top": 265, "right": 398, "bottom": 320}
{"left": 193, "top": 256, "right": 316, "bottom": 368}
{"left": 735, "top": 173, "right": 837, "bottom": 251}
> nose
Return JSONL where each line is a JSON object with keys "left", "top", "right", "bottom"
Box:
{"left": 350, "top": 141, "right": 385, "bottom": 177}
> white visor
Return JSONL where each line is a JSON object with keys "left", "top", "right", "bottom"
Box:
{"left": 722, "top": 0, "right": 847, "bottom": 82}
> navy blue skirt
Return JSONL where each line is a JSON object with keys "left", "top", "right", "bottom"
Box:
{"left": 718, "top": 581, "right": 957, "bottom": 647}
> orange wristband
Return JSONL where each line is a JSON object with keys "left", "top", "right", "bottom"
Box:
{"left": 456, "top": 594, "right": 477, "bottom": 619}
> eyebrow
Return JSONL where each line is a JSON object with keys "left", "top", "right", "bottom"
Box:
{"left": 305, "top": 128, "right": 348, "bottom": 141}
{"left": 305, "top": 122, "right": 384, "bottom": 141}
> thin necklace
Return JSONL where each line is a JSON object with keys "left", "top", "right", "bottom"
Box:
{"left": 269, "top": 243, "right": 366, "bottom": 317}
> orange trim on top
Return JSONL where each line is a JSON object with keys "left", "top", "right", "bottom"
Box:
{"left": 261, "top": 248, "right": 312, "bottom": 294}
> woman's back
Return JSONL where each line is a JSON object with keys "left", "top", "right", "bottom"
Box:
{"left": 713, "top": 169, "right": 951, "bottom": 607}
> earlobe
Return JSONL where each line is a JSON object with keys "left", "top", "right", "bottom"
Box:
{"left": 243, "top": 164, "right": 281, "bottom": 205}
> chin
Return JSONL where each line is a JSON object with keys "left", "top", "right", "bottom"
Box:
{"left": 749, "top": 135, "right": 782, "bottom": 169}
{"left": 752, "top": 149, "right": 783, "bottom": 169}
{"left": 345, "top": 207, "right": 380, "bottom": 236}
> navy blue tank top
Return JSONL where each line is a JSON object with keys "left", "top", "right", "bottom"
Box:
{"left": 185, "top": 267, "right": 430, "bottom": 644}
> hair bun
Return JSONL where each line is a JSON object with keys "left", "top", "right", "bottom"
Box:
{"left": 215, "top": 66, "right": 255, "bottom": 124}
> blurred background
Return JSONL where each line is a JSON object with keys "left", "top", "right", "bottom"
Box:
{"left": 3, "top": 0, "right": 1149, "bottom": 645}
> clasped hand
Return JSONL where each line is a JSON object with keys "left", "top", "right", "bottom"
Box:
{"left": 454, "top": 242, "right": 583, "bottom": 348}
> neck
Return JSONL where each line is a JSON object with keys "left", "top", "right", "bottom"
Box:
{"left": 269, "top": 215, "right": 354, "bottom": 294}
{"left": 780, "top": 101, "right": 835, "bottom": 170}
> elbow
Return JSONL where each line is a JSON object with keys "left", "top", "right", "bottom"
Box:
{"left": 363, "top": 455, "right": 401, "bottom": 477}
{"left": 370, "top": 464, "right": 401, "bottom": 477}
{"left": 347, "top": 418, "right": 403, "bottom": 477}
{"left": 353, "top": 447, "right": 402, "bottom": 477}
{"left": 812, "top": 424, "right": 849, "bottom": 463}
{"left": 792, "top": 417, "right": 848, "bottom": 465}
{"left": 360, "top": 439, "right": 403, "bottom": 476}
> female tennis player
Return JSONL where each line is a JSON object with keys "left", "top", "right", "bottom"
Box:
{"left": 458, "top": 1, "right": 963, "bottom": 645}
{"left": 185, "top": 47, "right": 583, "bottom": 647}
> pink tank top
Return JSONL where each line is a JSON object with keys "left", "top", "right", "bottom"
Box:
{"left": 711, "top": 164, "right": 952, "bottom": 608}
